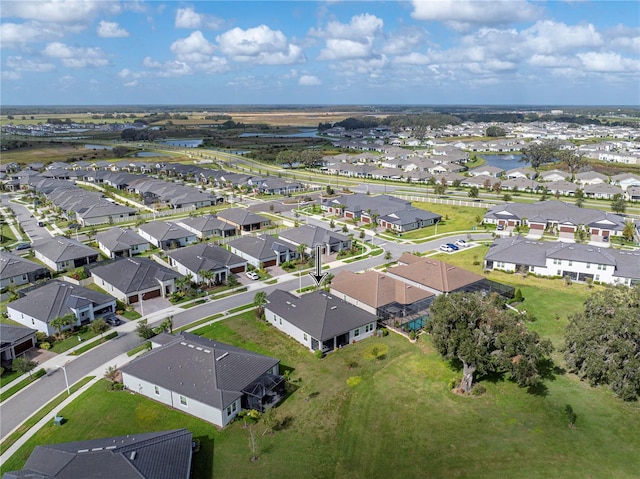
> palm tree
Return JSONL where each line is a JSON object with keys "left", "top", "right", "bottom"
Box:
{"left": 253, "top": 291, "right": 267, "bottom": 319}
{"left": 296, "top": 243, "right": 308, "bottom": 264}
{"left": 199, "top": 269, "right": 215, "bottom": 287}
{"left": 50, "top": 313, "right": 76, "bottom": 339}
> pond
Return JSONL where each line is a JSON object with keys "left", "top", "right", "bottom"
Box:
{"left": 239, "top": 129, "right": 320, "bottom": 138}
{"left": 84, "top": 144, "right": 113, "bottom": 150}
{"left": 479, "top": 154, "right": 525, "bottom": 171}
{"left": 136, "top": 152, "right": 168, "bottom": 157}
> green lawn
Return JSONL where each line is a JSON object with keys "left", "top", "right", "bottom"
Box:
{"left": 3, "top": 290, "right": 639, "bottom": 478}
{"left": 394, "top": 202, "right": 486, "bottom": 240}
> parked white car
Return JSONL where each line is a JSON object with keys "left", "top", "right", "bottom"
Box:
{"left": 455, "top": 239, "right": 469, "bottom": 248}
{"left": 245, "top": 271, "right": 259, "bottom": 280}
{"left": 439, "top": 244, "right": 454, "bottom": 253}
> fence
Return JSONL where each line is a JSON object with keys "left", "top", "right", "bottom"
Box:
{"left": 392, "top": 194, "right": 490, "bottom": 209}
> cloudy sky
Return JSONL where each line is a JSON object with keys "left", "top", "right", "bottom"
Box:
{"left": 1, "top": 0, "right": 639, "bottom": 106}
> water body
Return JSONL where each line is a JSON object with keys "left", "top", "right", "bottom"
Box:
{"left": 84, "top": 144, "right": 113, "bottom": 150}
{"left": 239, "top": 129, "right": 320, "bottom": 138}
{"left": 136, "top": 152, "right": 168, "bottom": 157}
{"left": 158, "top": 139, "right": 203, "bottom": 147}
{"left": 479, "top": 154, "right": 524, "bottom": 171}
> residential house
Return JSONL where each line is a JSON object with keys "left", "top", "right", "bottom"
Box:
{"left": 0, "top": 324, "right": 37, "bottom": 364}
{"left": 483, "top": 200, "right": 627, "bottom": 240}
{"left": 216, "top": 208, "right": 271, "bottom": 233}
{"left": 611, "top": 173, "right": 640, "bottom": 191}
{"left": 583, "top": 183, "right": 624, "bottom": 200}
{"left": 90, "top": 257, "right": 180, "bottom": 304}
{"left": 176, "top": 215, "right": 237, "bottom": 240}
{"left": 500, "top": 177, "right": 541, "bottom": 192}
{"left": 6, "top": 281, "right": 116, "bottom": 335}
{"left": 538, "top": 170, "right": 569, "bottom": 182}
{"left": 541, "top": 180, "right": 578, "bottom": 196}
{"left": 265, "top": 289, "right": 378, "bottom": 354}
{"left": 76, "top": 202, "right": 137, "bottom": 227}
{"left": 484, "top": 236, "right": 640, "bottom": 286}
{"left": 138, "top": 221, "right": 198, "bottom": 250}
{"left": 626, "top": 186, "right": 640, "bottom": 202}
{"left": 33, "top": 237, "right": 100, "bottom": 272}
{"left": 575, "top": 171, "right": 609, "bottom": 187}
{"left": 227, "top": 234, "right": 297, "bottom": 268}
{"left": 377, "top": 208, "right": 441, "bottom": 233}
{"left": 167, "top": 243, "right": 247, "bottom": 284}
{"left": 277, "top": 225, "right": 351, "bottom": 255}
{"left": 257, "top": 178, "right": 302, "bottom": 195}
{"left": 0, "top": 251, "right": 50, "bottom": 289}
{"left": 468, "top": 165, "right": 505, "bottom": 177}
{"left": 121, "top": 332, "right": 283, "bottom": 428}
{"left": 330, "top": 270, "right": 435, "bottom": 331}
{"left": 3, "top": 429, "right": 194, "bottom": 479}
{"left": 386, "top": 253, "right": 513, "bottom": 298}
{"left": 96, "top": 227, "right": 150, "bottom": 258}
{"left": 504, "top": 167, "right": 535, "bottom": 179}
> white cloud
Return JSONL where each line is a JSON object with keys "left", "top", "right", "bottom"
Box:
{"left": 410, "top": 0, "right": 540, "bottom": 26}
{"left": 6, "top": 56, "right": 55, "bottom": 72}
{"left": 0, "top": 22, "right": 63, "bottom": 46}
{"left": 381, "top": 29, "right": 427, "bottom": 55}
{"left": 522, "top": 21, "right": 602, "bottom": 55}
{"left": 175, "top": 7, "right": 223, "bottom": 30}
{"left": 312, "top": 14, "right": 384, "bottom": 61}
{"left": 2, "top": 70, "right": 22, "bottom": 81}
{"left": 171, "top": 31, "right": 215, "bottom": 56}
{"left": 299, "top": 74, "right": 321, "bottom": 86}
{"left": 2, "top": 0, "right": 119, "bottom": 24}
{"left": 528, "top": 54, "right": 577, "bottom": 68}
{"left": 42, "top": 42, "right": 108, "bottom": 68}
{"left": 217, "top": 25, "right": 305, "bottom": 64}
{"left": 124, "top": 80, "right": 138, "bottom": 87}
{"left": 58, "top": 74, "right": 76, "bottom": 87}
{"left": 97, "top": 21, "right": 129, "bottom": 38}
{"left": 577, "top": 51, "right": 640, "bottom": 72}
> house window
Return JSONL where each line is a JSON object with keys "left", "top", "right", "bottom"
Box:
{"left": 586, "top": 263, "right": 591, "bottom": 269}
{"left": 595, "top": 275, "right": 600, "bottom": 282}
{"left": 279, "top": 318, "right": 282, "bottom": 325}
{"left": 232, "top": 402, "right": 237, "bottom": 412}
{"left": 568, "top": 261, "right": 573, "bottom": 267}
{"left": 180, "top": 395, "right": 187, "bottom": 406}
{"left": 304, "top": 333, "right": 308, "bottom": 341}
{"left": 154, "top": 386, "right": 160, "bottom": 396}
{"left": 354, "top": 328, "right": 360, "bottom": 337}
{"left": 226, "top": 406, "right": 232, "bottom": 416}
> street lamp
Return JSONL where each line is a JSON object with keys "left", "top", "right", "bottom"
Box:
{"left": 59, "top": 364, "right": 70, "bottom": 395}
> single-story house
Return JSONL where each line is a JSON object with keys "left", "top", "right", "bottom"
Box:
{"left": 6, "top": 281, "right": 116, "bottom": 335}
{"left": 2, "top": 429, "right": 194, "bottom": 479}
{"left": 468, "top": 165, "right": 505, "bottom": 177}
{"left": 257, "top": 179, "right": 302, "bottom": 195}
{"left": 377, "top": 208, "right": 441, "bottom": 233}
{"left": 227, "top": 234, "right": 298, "bottom": 268}
{"left": 121, "top": 332, "right": 284, "bottom": 428}
{"left": 583, "top": 183, "right": 624, "bottom": 200}
{"left": 90, "top": 257, "right": 180, "bottom": 304}
{"left": 538, "top": 169, "right": 569, "bottom": 182}
{"left": 167, "top": 243, "right": 247, "bottom": 285}
{"left": 277, "top": 225, "right": 351, "bottom": 255}
{"left": 96, "top": 227, "right": 150, "bottom": 258}
{"left": 265, "top": 289, "right": 378, "bottom": 354}
{"left": 0, "top": 324, "right": 37, "bottom": 364}
{"left": 330, "top": 270, "right": 435, "bottom": 331}
{"left": 484, "top": 236, "right": 640, "bottom": 286}
{"left": 176, "top": 215, "right": 237, "bottom": 239}
{"left": 33, "top": 237, "right": 100, "bottom": 272}
{"left": 216, "top": 208, "right": 271, "bottom": 233}
{"left": 76, "top": 202, "right": 137, "bottom": 227}
{"left": 138, "top": 221, "right": 198, "bottom": 250}
{"left": 0, "top": 251, "right": 50, "bottom": 289}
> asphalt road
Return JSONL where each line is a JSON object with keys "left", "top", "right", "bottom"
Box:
{"left": 0, "top": 193, "right": 53, "bottom": 245}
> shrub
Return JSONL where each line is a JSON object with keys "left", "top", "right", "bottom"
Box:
{"left": 514, "top": 289, "right": 524, "bottom": 303}
{"left": 314, "top": 349, "right": 323, "bottom": 360}
{"left": 471, "top": 384, "right": 487, "bottom": 396}
{"left": 40, "top": 342, "right": 51, "bottom": 350}
{"left": 447, "top": 378, "right": 458, "bottom": 390}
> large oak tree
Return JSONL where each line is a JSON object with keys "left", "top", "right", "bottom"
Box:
{"left": 563, "top": 286, "right": 640, "bottom": 401}
{"left": 427, "top": 292, "right": 553, "bottom": 393}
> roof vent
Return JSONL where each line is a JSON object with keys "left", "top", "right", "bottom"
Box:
{"left": 331, "top": 306, "right": 337, "bottom": 310}
{"left": 216, "top": 352, "right": 229, "bottom": 361}
{"left": 130, "top": 451, "right": 137, "bottom": 461}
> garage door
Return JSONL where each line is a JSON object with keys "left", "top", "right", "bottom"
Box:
{"left": 559, "top": 226, "right": 574, "bottom": 233}
{"left": 263, "top": 259, "right": 277, "bottom": 267}
{"left": 142, "top": 289, "right": 161, "bottom": 300}
{"left": 128, "top": 294, "right": 139, "bottom": 304}
{"left": 230, "top": 266, "right": 245, "bottom": 273}
{"left": 14, "top": 338, "right": 34, "bottom": 356}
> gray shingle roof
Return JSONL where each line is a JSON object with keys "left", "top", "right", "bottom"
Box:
{"left": 97, "top": 227, "right": 148, "bottom": 253}
{"left": 265, "top": 290, "right": 376, "bottom": 341}
{"left": 177, "top": 215, "right": 235, "bottom": 235}
{"left": 0, "top": 324, "right": 37, "bottom": 347}
{"left": 278, "top": 225, "right": 349, "bottom": 249}
{"left": 138, "top": 221, "right": 194, "bottom": 242}
{"left": 3, "top": 429, "right": 192, "bottom": 479}
{"left": 167, "top": 243, "right": 245, "bottom": 273}
{"left": 121, "top": 332, "right": 279, "bottom": 409}
{"left": 379, "top": 208, "right": 441, "bottom": 226}
{"left": 0, "top": 251, "right": 47, "bottom": 279}
{"left": 227, "top": 234, "right": 295, "bottom": 260}
{"left": 8, "top": 281, "right": 114, "bottom": 324}
{"left": 90, "top": 257, "right": 180, "bottom": 294}
{"left": 33, "top": 237, "right": 99, "bottom": 263}
{"left": 216, "top": 208, "right": 269, "bottom": 226}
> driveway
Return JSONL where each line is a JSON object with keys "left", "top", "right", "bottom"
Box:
{"left": 134, "top": 297, "right": 172, "bottom": 316}
{"left": 1, "top": 194, "right": 53, "bottom": 243}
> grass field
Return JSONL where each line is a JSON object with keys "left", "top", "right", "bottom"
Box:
{"left": 5, "top": 309, "right": 639, "bottom": 479}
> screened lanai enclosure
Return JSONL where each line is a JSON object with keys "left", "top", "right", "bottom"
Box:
{"left": 241, "top": 373, "right": 285, "bottom": 412}
{"left": 378, "top": 296, "right": 435, "bottom": 332}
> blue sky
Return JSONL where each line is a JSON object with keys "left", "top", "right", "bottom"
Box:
{"left": 1, "top": 0, "right": 639, "bottom": 106}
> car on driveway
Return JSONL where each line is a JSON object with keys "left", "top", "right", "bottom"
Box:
{"left": 439, "top": 244, "right": 454, "bottom": 253}
{"left": 455, "top": 239, "right": 469, "bottom": 248}
{"left": 15, "top": 243, "right": 32, "bottom": 251}
{"left": 446, "top": 243, "right": 459, "bottom": 251}
{"left": 496, "top": 224, "right": 505, "bottom": 231}
{"left": 245, "top": 271, "right": 259, "bottom": 280}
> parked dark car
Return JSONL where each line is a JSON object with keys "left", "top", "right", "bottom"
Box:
{"left": 15, "top": 243, "right": 32, "bottom": 250}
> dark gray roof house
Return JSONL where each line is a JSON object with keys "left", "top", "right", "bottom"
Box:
{"left": 2, "top": 429, "right": 193, "bottom": 479}
{"left": 33, "top": 237, "right": 100, "bottom": 272}
{"left": 176, "top": 215, "right": 237, "bottom": 239}
{"left": 90, "top": 257, "right": 180, "bottom": 304}
{"left": 265, "top": 289, "right": 378, "bottom": 353}
{"left": 137, "top": 221, "right": 197, "bottom": 250}
{"left": 216, "top": 208, "right": 271, "bottom": 233}
{"left": 0, "top": 323, "right": 37, "bottom": 363}
{"left": 6, "top": 281, "right": 116, "bottom": 335}
{"left": 96, "top": 227, "right": 150, "bottom": 258}
{"left": 0, "top": 251, "right": 50, "bottom": 288}
{"left": 227, "top": 234, "right": 297, "bottom": 268}
{"left": 377, "top": 208, "right": 441, "bottom": 233}
{"left": 167, "top": 243, "right": 247, "bottom": 284}
{"left": 278, "top": 225, "right": 351, "bottom": 254}
{"left": 121, "top": 332, "right": 283, "bottom": 428}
